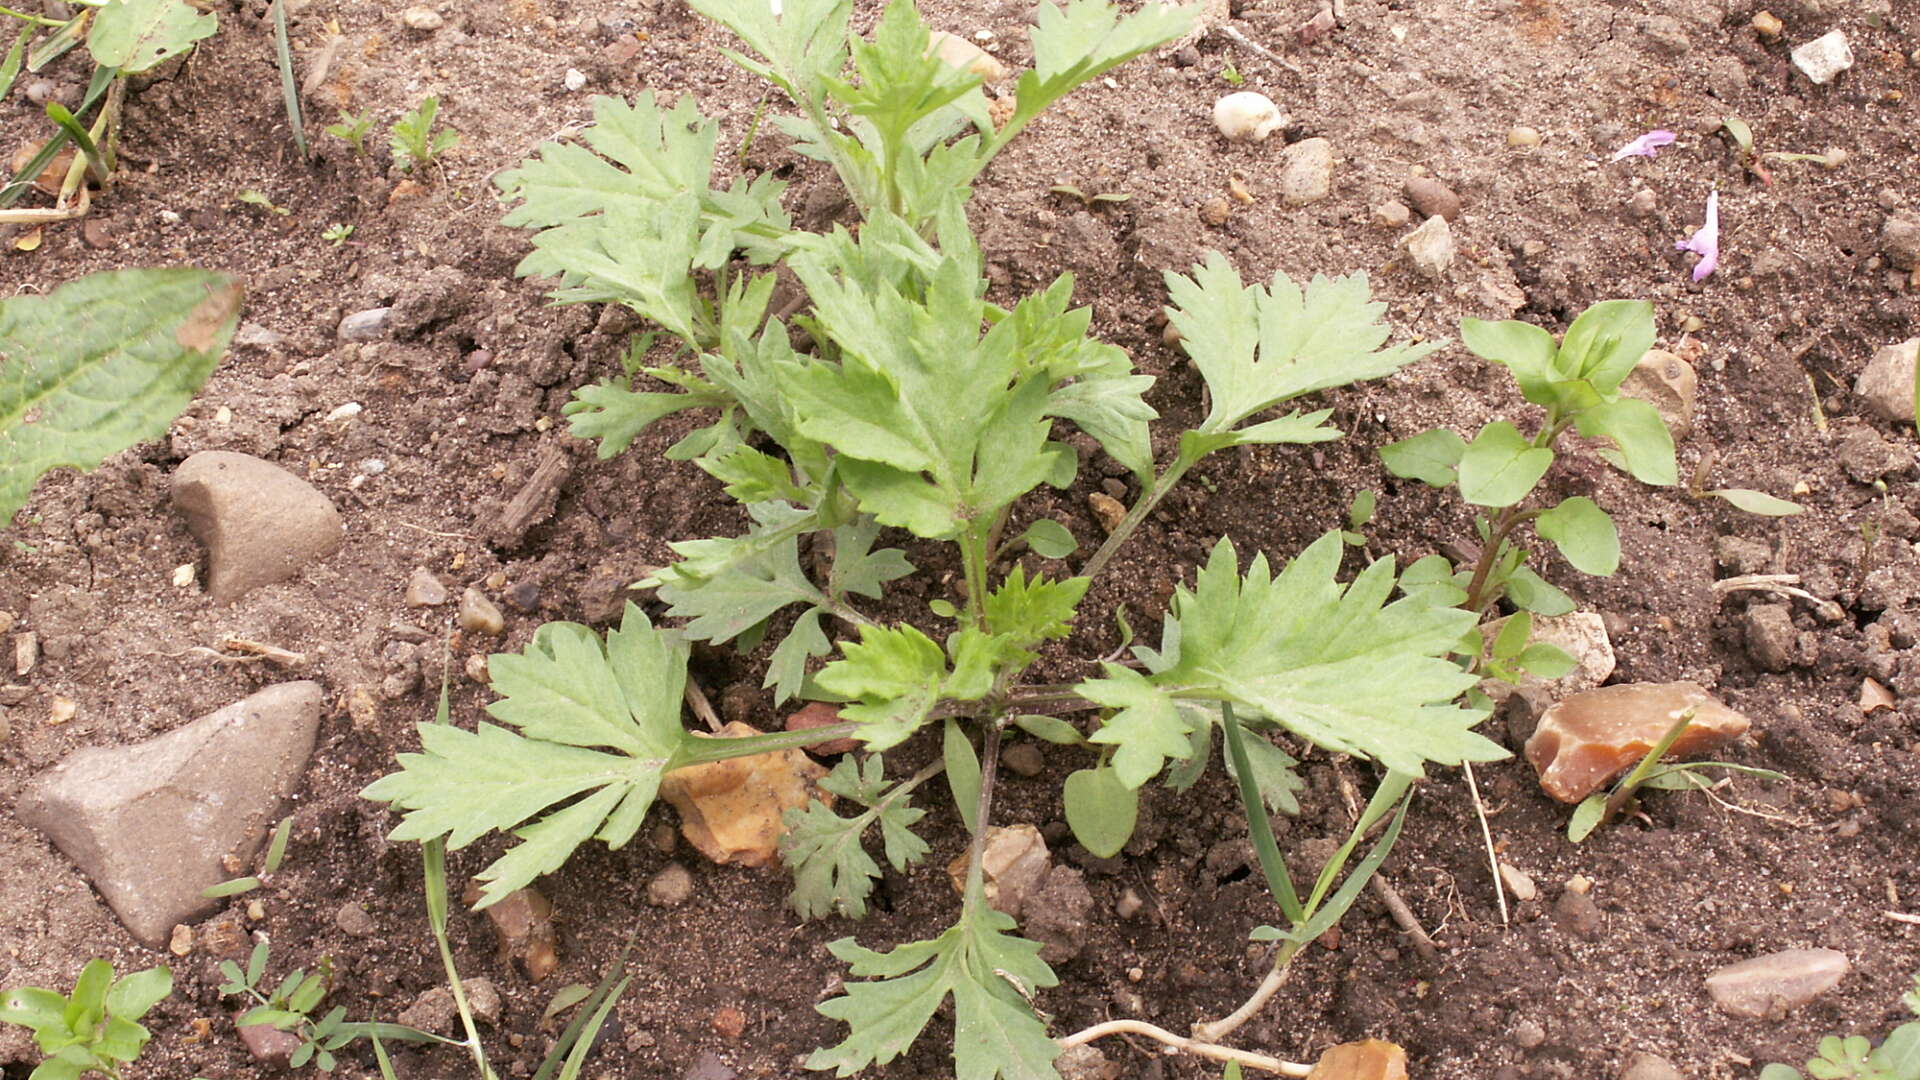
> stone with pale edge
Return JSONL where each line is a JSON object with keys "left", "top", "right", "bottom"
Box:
{"left": 17, "top": 682, "right": 322, "bottom": 946}
{"left": 1307, "top": 1039, "right": 1409, "bottom": 1080}
{"left": 1855, "top": 338, "right": 1918, "bottom": 423}
{"left": 173, "top": 451, "right": 343, "bottom": 602}
{"left": 1525, "top": 682, "right": 1750, "bottom": 803}
{"left": 1706, "top": 948, "right": 1850, "bottom": 1019}
{"left": 660, "top": 722, "right": 830, "bottom": 867}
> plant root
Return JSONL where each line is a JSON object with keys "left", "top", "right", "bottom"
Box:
{"left": 1059, "top": 1018, "right": 1310, "bottom": 1076}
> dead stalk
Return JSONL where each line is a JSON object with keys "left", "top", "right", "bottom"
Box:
{"left": 1058, "top": 1019, "right": 1311, "bottom": 1076}
{"left": 1462, "top": 760, "right": 1509, "bottom": 927}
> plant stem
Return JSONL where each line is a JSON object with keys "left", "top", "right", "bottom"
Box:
{"left": 961, "top": 525, "right": 990, "bottom": 627}
{"left": 1190, "top": 938, "right": 1304, "bottom": 1044}
{"left": 0, "top": 5, "right": 62, "bottom": 26}
{"left": 677, "top": 722, "right": 862, "bottom": 764}
{"left": 960, "top": 716, "right": 1007, "bottom": 899}
{"left": 1081, "top": 451, "right": 1200, "bottom": 583}
{"left": 1056, "top": 1019, "right": 1310, "bottom": 1076}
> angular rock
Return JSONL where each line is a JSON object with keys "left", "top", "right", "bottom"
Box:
{"left": 236, "top": 1012, "right": 303, "bottom": 1068}
{"left": 464, "top": 883, "right": 559, "bottom": 983}
{"left": 1525, "top": 682, "right": 1752, "bottom": 803}
{"left": 173, "top": 452, "right": 344, "bottom": 603}
{"left": 659, "top": 722, "right": 830, "bottom": 867}
{"left": 1279, "top": 137, "right": 1335, "bottom": 206}
{"left": 1837, "top": 427, "right": 1904, "bottom": 484}
{"left": 1307, "top": 1039, "right": 1409, "bottom": 1080}
{"left": 947, "top": 823, "right": 1051, "bottom": 919}
{"left": 785, "top": 701, "right": 859, "bottom": 756}
{"left": 389, "top": 266, "right": 473, "bottom": 340}
{"left": 682, "top": 1052, "right": 737, "bottom": 1080}
{"left": 929, "top": 31, "right": 1008, "bottom": 82}
{"left": 1372, "top": 200, "right": 1411, "bottom": 229}
{"left": 1025, "top": 865, "right": 1094, "bottom": 963}
{"left": 1855, "top": 339, "right": 1918, "bottom": 423}
{"left": 1790, "top": 30, "right": 1853, "bottom": 85}
{"left": 1885, "top": 212, "right": 1920, "bottom": 271}
{"left": 1401, "top": 215, "right": 1455, "bottom": 279}
{"left": 397, "top": 986, "right": 457, "bottom": 1033}
{"left": 406, "top": 568, "right": 449, "bottom": 607}
{"left": 337, "top": 307, "right": 391, "bottom": 341}
{"left": 1621, "top": 349, "right": 1699, "bottom": 440}
{"left": 458, "top": 587, "right": 505, "bottom": 635}
{"left": 1553, "top": 888, "right": 1603, "bottom": 939}
{"left": 1706, "top": 948, "right": 1850, "bottom": 1019}
{"left": 1744, "top": 604, "right": 1799, "bottom": 672}
{"left": 17, "top": 682, "right": 323, "bottom": 946}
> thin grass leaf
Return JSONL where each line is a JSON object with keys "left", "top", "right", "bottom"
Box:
{"left": 269, "top": 0, "right": 307, "bottom": 159}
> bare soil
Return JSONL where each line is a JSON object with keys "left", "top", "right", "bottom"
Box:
{"left": 3, "top": 1, "right": 1919, "bottom": 1078}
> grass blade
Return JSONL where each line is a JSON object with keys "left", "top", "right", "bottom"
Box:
{"left": 1220, "top": 702, "right": 1301, "bottom": 923}
{"left": 269, "top": 0, "right": 307, "bottom": 158}
{"left": 1, "top": 64, "right": 112, "bottom": 207}
{"left": 533, "top": 934, "right": 636, "bottom": 1080}
{"left": 0, "top": 25, "right": 30, "bottom": 103}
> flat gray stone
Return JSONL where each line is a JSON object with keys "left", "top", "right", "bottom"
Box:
{"left": 1278, "top": 137, "right": 1334, "bottom": 206}
{"left": 174, "top": 451, "right": 344, "bottom": 603}
{"left": 1856, "top": 338, "right": 1918, "bottom": 423}
{"left": 16, "top": 682, "right": 323, "bottom": 947}
{"left": 1790, "top": 30, "right": 1853, "bottom": 85}
{"left": 1402, "top": 215, "right": 1456, "bottom": 279}
{"left": 1706, "top": 948, "right": 1850, "bottom": 1019}
{"left": 337, "top": 306, "right": 392, "bottom": 341}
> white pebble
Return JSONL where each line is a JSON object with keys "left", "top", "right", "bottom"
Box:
{"left": 1791, "top": 29, "right": 1853, "bottom": 85}
{"left": 325, "top": 402, "right": 363, "bottom": 422}
{"left": 359, "top": 459, "right": 387, "bottom": 475}
{"left": 563, "top": 68, "right": 588, "bottom": 92}
{"left": 1213, "top": 91, "right": 1286, "bottom": 142}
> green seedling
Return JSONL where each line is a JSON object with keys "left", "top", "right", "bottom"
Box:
{"left": 0, "top": 959, "right": 172, "bottom": 1080}
{"left": 1565, "top": 707, "right": 1785, "bottom": 842}
{"left": 322, "top": 223, "right": 354, "bottom": 246}
{"left": 268, "top": 0, "right": 305, "bottom": 158}
{"left": 389, "top": 96, "right": 460, "bottom": 172}
{"left": 1219, "top": 59, "right": 1244, "bottom": 86}
{"left": 1760, "top": 973, "right": 1920, "bottom": 1080}
{"left": 1048, "top": 182, "right": 1130, "bottom": 208}
{"left": 324, "top": 109, "right": 375, "bottom": 155}
{"left": 236, "top": 189, "right": 289, "bottom": 215}
{"left": 1721, "top": 117, "right": 1846, "bottom": 185}
{"left": 219, "top": 942, "right": 450, "bottom": 1073}
{"left": 370, "top": 2, "right": 1515, "bottom": 1076}
{"left": 0, "top": 268, "right": 242, "bottom": 525}
{"left": 202, "top": 816, "right": 293, "bottom": 899}
{"left": 1380, "top": 300, "right": 1678, "bottom": 635}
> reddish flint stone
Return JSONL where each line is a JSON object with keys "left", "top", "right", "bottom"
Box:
{"left": 1524, "top": 682, "right": 1751, "bottom": 803}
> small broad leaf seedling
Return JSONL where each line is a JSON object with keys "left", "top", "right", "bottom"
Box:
{"left": 1565, "top": 707, "right": 1786, "bottom": 843}
{"left": 324, "top": 109, "right": 377, "bottom": 156}
{"left": 217, "top": 941, "right": 451, "bottom": 1073}
{"left": 1759, "top": 973, "right": 1920, "bottom": 1080}
{"left": 389, "top": 96, "right": 460, "bottom": 173}
{"left": 0, "top": 959, "right": 172, "bottom": 1080}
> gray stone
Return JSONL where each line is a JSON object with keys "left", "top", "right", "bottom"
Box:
{"left": 646, "top": 863, "right": 693, "bottom": 907}
{"left": 1402, "top": 215, "right": 1455, "bottom": 279}
{"left": 232, "top": 323, "right": 287, "bottom": 349}
{"left": 173, "top": 451, "right": 344, "bottom": 603}
{"left": 1744, "top": 604, "right": 1797, "bottom": 672}
{"left": 17, "top": 682, "right": 323, "bottom": 947}
{"left": 1619, "top": 1052, "right": 1684, "bottom": 1080}
{"left": 1055, "top": 1043, "right": 1116, "bottom": 1080}
{"left": 1884, "top": 212, "right": 1920, "bottom": 270}
{"left": 335, "top": 901, "right": 376, "bottom": 937}
{"left": 1372, "top": 200, "right": 1411, "bottom": 228}
{"left": 1856, "top": 338, "right": 1919, "bottom": 422}
{"left": 1837, "top": 427, "right": 1904, "bottom": 484}
{"left": 464, "top": 977, "right": 501, "bottom": 1024}
{"left": 1706, "top": 948, "right": 1850, "bottom": 1018}
{"left": 1025, "top": 865, "right": 1094, "bottom": 964}
{"left": 401, "top": 6, "right": 443, "bottom": 30}
{"left": 1512, "top": 1017, "right": 1546, "bottom": 1048}
{"left": 406, "top": 567, "right": 449, "bottom": 607}
{"left": 682, "top": 1052, "right": 736, "bottom": 1080}
{"left": 1641, "top": 15, "right": 1690, "bottom": 55}
{"left": 337, "top": 307, "right": 391, "bottom": 341}
{"left": 1715, "top": 537, "right": 1772, "bottom": 574}
{"left": 1278, "top": 138, "right": 1335, "bottom": 206}
{"left": 1791, "top": 30, "right": 1853, "bottom": 85}
{"left": 1553, "top": 888, "right": 1602, "bottom": 939}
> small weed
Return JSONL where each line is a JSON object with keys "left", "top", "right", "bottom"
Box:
{"left": 321, "top": 223, "right": 355, "bottom": 247}
{"left": 1219, "top": 59, "right": 1244, "bottom": 85}
{"left": 1760, "top": 973, "right": 1920, "bottom": 1080}
{"left": 0, "top": 959, "right": 172, "bottom": 1080}
{"left": 323, "top": 109, "right": 375, "bottom": 156}
{"left": 389, "top": 97, "right": 460, "bottom": 173}
{"left": 236, "top": 190, "right": 289, "bottom": 216}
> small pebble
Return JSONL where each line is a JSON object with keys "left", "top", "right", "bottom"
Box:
{"left": 1212, "top": 91, "right": 1285, "bottom": 141}
{"left": 1404, "top": 174, "right": 1461, "bottom": 221}
{"left": 1619, "top": 1052, "right": 1683, "bottom": 1080}
{"left": 646, "top": 863, "right": 693, "bottom": 907}
{"left": 406, "top": 568, "right": 449, "bottom": 607}
{"left": 1498, "top": 862, "right": 1538, "bottom": 902}
{"left": 1791, "top": 30, "right": 1853, "bottom": 85}
{"left": 246, "top": 899, "right": 266, "bottom": 921}
{"left": 460, "top": 587, "right": 506, "bottom": 635}
{"left": 1000, "top": 741, "right": 1044, "bottom": 778}
{"left": 563, "top": 68, "right": 588, "bottom": 92}
{"left": 168, "top": 923, "right": 193, "bottom": 956}
{"left": 1199, "top": 196, "right": 1231, "bottom": 227}
{"left": 337, "top": 307, "right": 391, "bottom": 342}
{"left": 335, "top": 901, "right": 376, "bottom": 937}
{"left": 464, "top": 654, "right": 490, "bottom": 683}
{"left": 400, "top": 6, "right": 443, "bottom": 30}
{"left": 1401, "top": 215, "right": 1455, "bottom": 279}
{"left": 1088, "top": 492, "right": 1126, "bottom": 535}
{"left": 1628, "top": 188, "right": 1659, "bottom": 218}
{"left": 1506, "top": 126, "right": 1542, "bottom": 148}
{"left": 1115, "top": 888, "right": 1144, "bottom": 918}
{"left": 712, "top": 1006, "right": 746, "bottom": 1040}
{"left": 1278, "top": 137, "right": 1335, "bottom": 206}
{"left": 1750, "top": 10, "right": 1783, "bottom": 39}
{"left": 1372, "top": 200, "right": 1411, "bottom": 229}
{"left": 1512, "top": 1018, "right": 1546, "bottom": 1048}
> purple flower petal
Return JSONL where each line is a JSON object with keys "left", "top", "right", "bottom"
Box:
{"left": 1675, "top": 189, "right": 1720, "bottom": 281}
{"left": 1610, "top": 129, "right": 1678, "bottom": 162}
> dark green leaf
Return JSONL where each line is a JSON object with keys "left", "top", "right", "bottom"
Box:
{"left": 1018, "top": 518, "right": 1077, "bottom": 559}
{"left": 1457, "top": 421, "right": 1552, "bottom": 507}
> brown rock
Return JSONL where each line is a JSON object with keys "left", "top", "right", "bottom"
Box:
{"left": 1524, "top": 682, "right": 1751, "bottom": 802}
{"left": 1088, "top": 492, "right": 1126, "bottom": 534}
{"left": 1404, "top": 175, "right": 1461, "bottom": 221}
{"left": 659, "top": 722, "right": 830, "bottom": 866}
{"left": 459, "top": 587, "right": 505, "bottom": 635}
{"left": 785, "top": 702, "right": 859, "bottom": 755}
{"left": 1199, "top": 196, "right": 1232, "bottom": 227}
{"left": 1307, "top": 1039, "right": 1409, "bottom": 1080}
{"left": 711, "top": 1005, "right": 747, "bottom": 1040}
{"left": 464, "top": 883, "right": 559, "bottom": 983}
{"left": 928, "top": 31, "right": 1009, "bottom": 82}
{"left": 173, "top": 451, "right": 344, "bottom": 603}
{"left": 236, "top": 1011, "right": 303, "bottom": 1068}
{"left": 1620, "top": 348, "right": 1698, "bottom": 439}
